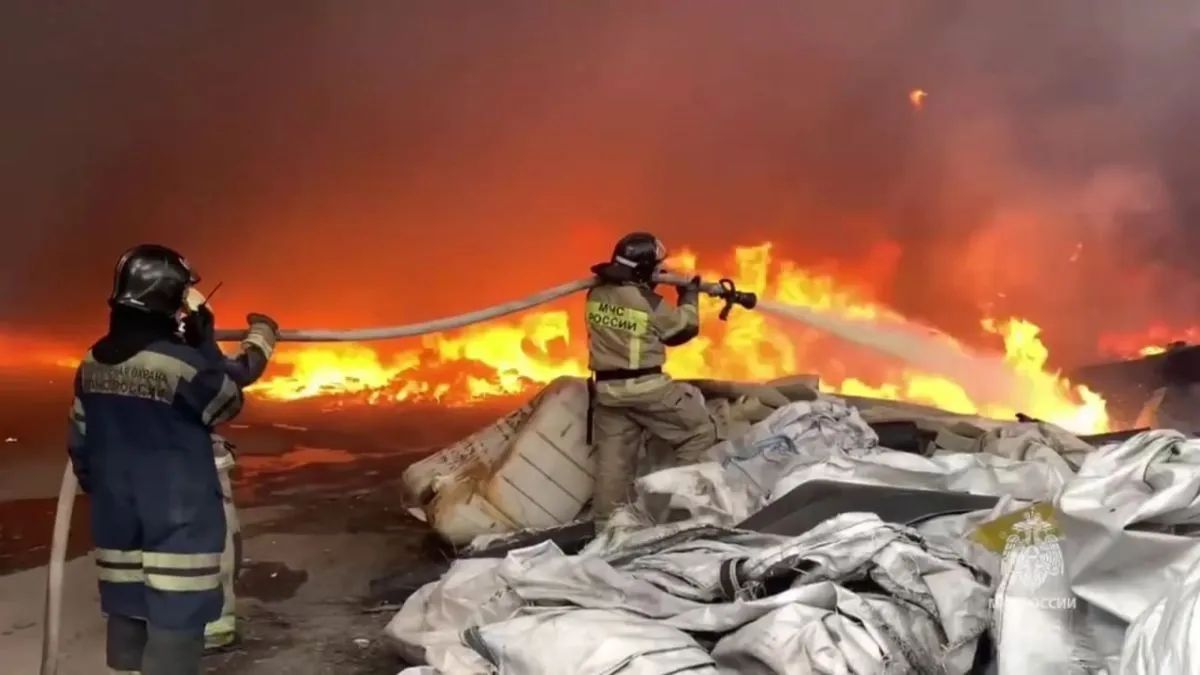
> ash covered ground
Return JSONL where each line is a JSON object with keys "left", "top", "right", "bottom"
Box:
{"left": 0, "top": 368, "right": 515, "bottom": 673}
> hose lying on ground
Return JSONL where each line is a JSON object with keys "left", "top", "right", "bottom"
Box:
{"left": 43, "top": 272, "right": 754, "bottom": 674}
{"left": 41, "top": 464, "right": 77, "bottom": 675}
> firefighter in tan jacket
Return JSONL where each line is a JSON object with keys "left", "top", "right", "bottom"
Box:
{"left": 586, "top": 232, "right": 717, "bottom": 527}
{"left": 182, "top": 287, "right": 280, "bottom": 652}
{"left": 204, "top": 321, "right": 277, "bottom": 652}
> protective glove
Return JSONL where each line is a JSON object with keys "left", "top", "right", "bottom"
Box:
{"left": 246, "top": 313, "right": 279, "bottom": 335}
{"left": 676, "top": 275, "right": 701, "bottom": 305}
{"left": 182, "top": 305, "right": 216, "bottom": 347}
{"left": 243, "top": 313, "right": 280, "bottom": 360}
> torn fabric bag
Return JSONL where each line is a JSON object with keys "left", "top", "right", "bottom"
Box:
{"left": 465, "top": 607, "right": 718, "bottom": 675}
{"left": 634, "top": 398, "right": 881, "bottom": 527}
{"left": 965, "top": 430, "right": 1200, "bottom": 674}
{"left": 968, "top": 422, "right": 1095, "bottom": 469}
{"left": 632, "top": 399, "right": 1075, "bottom": 530}
{"left": 387, "top": 513, "right": 992, "bottom": 675}
{"left": 1119, "top": 552, "right": 1200, "bottom": 675}
{"left": 706, "top": 397, "right": 880, "bottom": 464}
{"left": 769, "top": 447, "right": 1074, "bottom": 503}
{"left": 976, "top": 503, "right": 1106, "bottom": 675}
{"left": 384, "top": 543, "right": 558, "bottom": 671}
{"left": 710, "top": 584, "right": 948, "bottom": 675}
{"left": 1055, "top": 430, "right": 1200, "bottom": 625}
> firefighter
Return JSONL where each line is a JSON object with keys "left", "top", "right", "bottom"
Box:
{"left": 66, "top": 244, "right": 277, "bottom": 675}
{"left": 586, "top": 232, "right": 718, "bottom": 529}
{"left": 180, "top": 289, "right": 279, "bottom": 651}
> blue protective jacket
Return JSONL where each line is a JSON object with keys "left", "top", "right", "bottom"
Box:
{"left": 67, "top": 310, "right": 255, "bottom": 630}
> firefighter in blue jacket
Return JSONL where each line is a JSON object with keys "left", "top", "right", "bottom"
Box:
{"left": 67, "top": 244, "right": 278, "bottom": 675}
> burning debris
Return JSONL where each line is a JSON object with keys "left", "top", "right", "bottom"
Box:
{"left": 246, "top": 243, "right": 1109, "bottom": 434}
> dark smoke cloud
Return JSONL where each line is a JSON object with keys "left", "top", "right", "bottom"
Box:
{"left": 2, "top": 1, "right": 1199, "bottom": 363}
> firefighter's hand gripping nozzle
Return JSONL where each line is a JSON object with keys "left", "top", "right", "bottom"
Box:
{"left": 712, "top": 278, "right": 757, "bottom": 321}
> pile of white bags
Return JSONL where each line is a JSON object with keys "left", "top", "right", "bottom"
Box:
{"left": 389, "top": 513, "right": 992, "bottom": 674}
{"left": 389, "top": 389, "right": 1200, "bottom": 674}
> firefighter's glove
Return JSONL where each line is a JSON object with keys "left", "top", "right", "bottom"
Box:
{"left": 244, "top": 313, "right": 280, "bottom": 360}
{"left": 182, "top": 305, "right": 216, "bottom": 348}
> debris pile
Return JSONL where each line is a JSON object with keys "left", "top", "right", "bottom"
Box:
{"left": 399, "top": 376, "right": 822, "bottom": 545}
{"left": 383, "top": 379, "right": 1200, "bottom": 674}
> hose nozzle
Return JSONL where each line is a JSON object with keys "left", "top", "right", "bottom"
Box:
{"left": 714, "top": 278, "right": 757, "bottom": 321}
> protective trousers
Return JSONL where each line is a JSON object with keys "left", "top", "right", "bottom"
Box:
{"left": 203, "top": 436, "right": 240, "bottom": 650}
{"left": 591, "top": 376, "right": 716, "bottom": 523}
{"left": 106, "top": 614, "right": 205, "bottom": 675}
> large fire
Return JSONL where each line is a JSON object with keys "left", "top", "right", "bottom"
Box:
{"left": 248, "top": 243, "right": 1110, "bottom": 434}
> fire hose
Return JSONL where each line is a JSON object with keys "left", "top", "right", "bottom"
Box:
{"left": 41, "top": 273, "right": 756, "bottom": 674}
{"left": 210, "top": 273, "right": 756, "bottom": 342}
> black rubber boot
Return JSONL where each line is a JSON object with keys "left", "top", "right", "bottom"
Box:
{"left": 142, "top": 626, "right": 205, "bottom": 675}
{"left": 106, "top": 614, "right": 148, "bottom": 672}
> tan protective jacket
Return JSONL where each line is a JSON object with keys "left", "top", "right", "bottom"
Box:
{"left": 586, "top": 282, "right": 699, "bottom": 373}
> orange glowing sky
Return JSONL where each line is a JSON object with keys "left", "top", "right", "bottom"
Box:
{"left": 2, "top": 2, "right": 1199, "bottom": 426}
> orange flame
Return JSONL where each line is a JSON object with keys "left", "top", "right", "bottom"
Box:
{"left": 909, "top": 88, "right": 928, "bottom": 110}
{"left": 249, "top": 312, "right": 587, "bottom": 405}
{"left": 979, "top": 317, "right": 1107, "bottom": 433}
{"left": 248, "top": 243, "right": 1109, "bottom": 433}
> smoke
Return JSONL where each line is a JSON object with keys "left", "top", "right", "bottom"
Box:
{"left": 3, "top": 1, "right": 1199, "bottom": 363}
